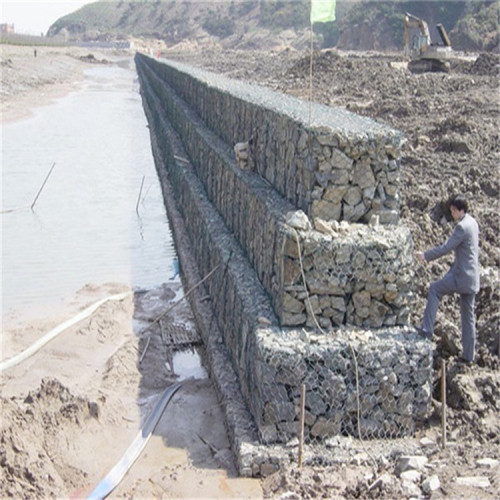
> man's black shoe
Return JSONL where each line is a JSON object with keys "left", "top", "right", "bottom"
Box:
{"left": 457, "top": 357, "right": 473, "bottom": 364}
{"left": 415, "top": 327, "right": 431, "bottom": 339}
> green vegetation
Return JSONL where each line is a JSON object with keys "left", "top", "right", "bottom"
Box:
{"left": 202, "top": 17, "right": 235, "bottom": 39}
{"left": 258, "top": 0, "right": 309, "bottom": 30}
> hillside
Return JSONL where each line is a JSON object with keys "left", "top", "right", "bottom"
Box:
{"left": 47, "top": 0, "right": 498, "bottom": 52}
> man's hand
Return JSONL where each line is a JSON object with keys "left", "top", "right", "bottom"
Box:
{"left": 415, "top": 251, "right": 425, "bottom": 262}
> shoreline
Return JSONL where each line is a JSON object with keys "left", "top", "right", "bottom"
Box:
{"left": 0, "top": 44, "right": 127, "bottom": 123}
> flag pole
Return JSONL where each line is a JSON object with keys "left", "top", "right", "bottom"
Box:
{"left": 309, "top": 0, "right": 314, "bottom": 127}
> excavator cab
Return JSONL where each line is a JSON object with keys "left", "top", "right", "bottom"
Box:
{"left": 404, "top": 12, "right": 452, "bottom": 73}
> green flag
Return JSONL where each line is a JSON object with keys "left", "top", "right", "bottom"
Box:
{"left": 310, "top": 0, "right": 336, "bottom": 24}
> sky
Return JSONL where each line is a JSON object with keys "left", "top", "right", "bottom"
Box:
{"left": 1, "top": 1, "right": 96, "bottom": 36}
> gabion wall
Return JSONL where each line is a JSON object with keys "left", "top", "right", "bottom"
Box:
{"left": 248, "top": 327, "right": 432, "bottom": 443}
{"left": 137, "top": 58, "right": 414, "bottom": 329}
{"left": 280, "top": 224, "right": 414, "bottom": 328}
{"left": 135, "top": 54, "right": 432, "bottom": 454}
{"left": 139, "top": 56, "right": 404, "bottom": 225}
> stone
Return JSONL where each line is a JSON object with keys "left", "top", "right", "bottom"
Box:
{"left": 283, "top": 259, "right": 301, "bottom": 285}
{"left": 311, "top": 199, "right": 341, "bottom": 221}
{"left": 378, "top": 209, "right": 399, "bottom": 224}
{"left": 343, "top": 201, "right": 367, "bottom": 221}
{"left": 367, "top": 473, "right": 393, "bottom": 491}
{"left": 419, "top": 437, "right": 435, "bottom": 447}
{"left": 422, "top": 475, "right": 440, "bottom": 494}
{"left": 260, "top": 424, "right": 278, "bottom": 443}
{"left": 283, "top": 293, "right": 305, "bottom": 313}
{"left": 401, "top": 479, "right": 421, "bottom": 497}
{"left": 330, "top": 296, "right": 346, "bottom": 312}
{"left": 397, "top": 455, "right": 428, "bottom": 474}
{"left": 310, "top": 416, "right": 340, "bottom": 438}
{"left": 330, "top": 148, "right": 353, "bottom": 170}
{"left": 285, "top": 210, "right": 311, "bottom": 231}
{"left": 263, "top": 401, "right": 296, "bottom": 423}
{"left": 353, "top": 290, "right": 371, "bottom": 309}
{"left": 476, "top": 458, "right": 499, "bottom": 468}
{"left": 323, "top": 184, "right": 348, "bottom": 203}
{"left": 352, "top": 251, "right": 366, "bottom": 269}
{"left": 314, "top": 218, "right": 336, "bottom": 236}
{"left": 352, "top": 162, "right": 376, "bottom": 189}
{"left": 400, "top": 470, "right": 421, "bottom": 482}
{"left": 307, "top": 392, "right": 328, "bottom": 415}
{"left": 260, "top": 462, "right": 280, "bottom": 477}
{"left": 234, "top": 141, "right": 249, "bottom": 159}
{"left": 369, "top": 213, "right": 380, "bottom": 226}
{"left": 455, "top": 476, "right": 491, "bottom": 488}
{"left": 351, "top": 452, "right": 369, "bottom": 465}
{"left": 281, "top": 312, "right": 306, "bottom": 326}
{"left": 257, "top": 316, "right": 272, "bottom": 325}
{"left": 334, "top": 245, "right": 352, "bottom": 264}
{"left": 344, "top": 186, "right": 362, "bottom": 206}
{"left": 330, "top": 168, "right": 350, "bottom": 185}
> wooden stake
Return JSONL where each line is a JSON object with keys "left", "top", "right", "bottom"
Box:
{"left": 298, "top": 383, "right": 306, "bottom": 468}
{"left": 31, "top": 162, "right": 56, "bottom": 210}
{"left": 441, "top": 358, "right": 447, "bottom": 449}
{"left": 138, "top": 335, "right": 151, "bottom": 364}
{"left": 136, "top": 175, "right": 145, "bottom": 215}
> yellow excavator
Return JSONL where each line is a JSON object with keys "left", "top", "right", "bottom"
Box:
{"left": 404, "top": 12, "right": 452, "bottom": 73}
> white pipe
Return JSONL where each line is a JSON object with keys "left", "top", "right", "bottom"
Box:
{"left": 0, "top": 291, "right": 132, "bottom": 372}
{"left": 87, "top": 381, "right": 183, "bottom": 499}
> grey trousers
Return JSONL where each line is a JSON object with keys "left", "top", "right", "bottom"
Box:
{"left": 422, "top": 272, "right": 476, "bottom": 361}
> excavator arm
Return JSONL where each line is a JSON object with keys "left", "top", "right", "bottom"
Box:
{"left": 403, "top": 12, "right": 452, "bottom": 73}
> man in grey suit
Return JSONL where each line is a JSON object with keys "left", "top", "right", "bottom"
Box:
{"left": 416, "top": 195, "right": 480, "bottom": 362}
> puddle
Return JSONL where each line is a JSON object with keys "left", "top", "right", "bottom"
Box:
{"left": 172, "top": 347, "right": 208, "bottom": 381}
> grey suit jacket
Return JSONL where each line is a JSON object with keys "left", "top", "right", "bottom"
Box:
{"left": 425, "top": 213, "right": 480, "bottom": 294}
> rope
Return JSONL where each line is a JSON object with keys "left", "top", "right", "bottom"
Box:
{"left": 293, "top": 229, "right": 365, "bottom": 448}
{"left": 309, "top": 14, "right": 314, "bottom": 128}
{"left": 294, "top": 229, "right": 326, "bottom": 335}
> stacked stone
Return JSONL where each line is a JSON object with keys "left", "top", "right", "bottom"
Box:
{"left": 139, "top": 56, "right": 404, "bottom": 225}
{"left": 249, "top": 326, "right": 432, "bottom": 443}
{"left": 308, "top": 130, "right": 401, "bottom": 224}
{"left": 279, "top": 222, "right": 414, "bottom": 328}
{"left": 137, "top": 57, "right": 414, "bottom": 330}
{"left": 135, "top": 54, "right": 432, "bottom": 455}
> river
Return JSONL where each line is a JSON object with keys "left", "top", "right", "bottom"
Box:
{"left": 2, "top": 58, "right": 177, "bottom": 324}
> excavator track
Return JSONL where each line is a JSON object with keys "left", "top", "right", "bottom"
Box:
{"left": 408, "top": 58, "right": 450, "bottom": 74}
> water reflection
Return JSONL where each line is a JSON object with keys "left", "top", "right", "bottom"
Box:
{"left": 2, "top": 60, "right": 177, "bottom": 320}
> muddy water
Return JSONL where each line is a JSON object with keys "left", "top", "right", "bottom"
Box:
{"left": 2, "top": 59, "right": 177, "bottom": 323}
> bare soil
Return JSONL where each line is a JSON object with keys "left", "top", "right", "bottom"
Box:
{"left": 0, "top": 282, "right": 261, "bottom": 498}
{"left": 1, "top": 45, "right": 498, "bottom": 499}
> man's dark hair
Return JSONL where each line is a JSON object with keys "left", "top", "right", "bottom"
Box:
{"left": 450, "top": 194, "right": 468, "bottom": 213}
